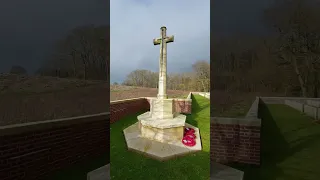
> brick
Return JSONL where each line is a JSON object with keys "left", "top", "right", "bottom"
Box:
{"left": 2, "top": 118, "right": 109, "bottom": 180}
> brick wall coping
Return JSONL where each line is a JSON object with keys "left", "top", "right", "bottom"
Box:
{"left": 286, "top": 99, "right": 320, "bottom": 108}
{"left": 110, "top": 97, "right": 146, "bottom": 105}
{"left": 211, "top": 117, "right": 261, "bottom": 126}
{"left": 145, "top": 97, "right": 192, "bottom": 101}
{"left": 110, "top": 95, "right": 194, "bottom": 105}
{"left": 87, "top": 164, "right": 110, "bottom": 180}
{"left": 187, "top": 92, "right": 192, "bottom": 99}
{"left": 260, "top": 97, "right": 320, "bottom": 101}
{"left": 245, "top": 97, "right": 259, "bottom": 118}
{"left": 188, "top": 92, "right": 210, "bottom": 99}
{"left": 110, "top": 92, "right": 212, "bottom": 104}
{"left": 0, "top": 112, "right": 110, "bottom": 136}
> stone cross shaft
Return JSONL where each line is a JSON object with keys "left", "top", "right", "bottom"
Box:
{"left": 153, "top": 26, "right": 174, "bottom": 99}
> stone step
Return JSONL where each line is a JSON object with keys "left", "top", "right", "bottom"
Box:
{"left": 211, "top": 162, "right": 244, "bottom": 180}
{"left": 87, "top": 164, "right": 110, "bottom": 180}
{"left": 87, "top": 163, "right": 243, "bottom": 180}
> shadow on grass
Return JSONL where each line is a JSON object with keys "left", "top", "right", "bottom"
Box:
{"left": 46, "top": 153, "right": 110, "bottom": 180}
{"left": 110, "top": 95, "right": 211, "bottom": 180}
{"left": 229, "top": 103, "right": 320, "bottom": 180}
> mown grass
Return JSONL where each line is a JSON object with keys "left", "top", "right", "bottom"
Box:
{"left": 229, "top": 104, "right": 320, "bottom": 180}
{"left": 110, "top": 94, "right": 210, "bottom": 180}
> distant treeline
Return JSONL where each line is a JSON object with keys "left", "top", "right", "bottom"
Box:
{"left": 121, "top": 60, "right": 210, "bottom": 92}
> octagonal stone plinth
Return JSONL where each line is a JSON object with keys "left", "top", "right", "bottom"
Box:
{"left": 123, "top": 122, "right": 202, "bottom": 161}
{"left": 139, "top": 123, "right": 184, "bottom": 143}
{"left": 137, "top": 111, "right": 186, "bottom": 143}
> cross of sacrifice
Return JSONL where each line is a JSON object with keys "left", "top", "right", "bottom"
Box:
{"left": 153, "top": 26, "right": 174, "bottom": 99}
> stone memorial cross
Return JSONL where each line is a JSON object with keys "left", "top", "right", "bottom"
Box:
{"left": 153, "top": 26, "right": 174, "bottom": 99}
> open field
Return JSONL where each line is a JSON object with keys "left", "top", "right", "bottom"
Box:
{"left": 229, "top": 104, "right": 320, "bottom": 180}
{"left": 0, "top": 74, "right": 188, "bottom": 126}
{"left": 0, "top": 74, "right": 109, "bottom": 126}
{"left": 110, "top": 85, "right": 188, "bottom": 101}
{"left": 211, "top": 90, "right": 283, "bottom": 117}
{"left": 110, "top": 95, "right": 210, "bottom": 179}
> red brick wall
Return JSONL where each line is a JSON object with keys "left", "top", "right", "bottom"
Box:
{"left": 0, "top": 113, "right": 109, "bottom": 180}
{"left": 145, "top": 98, "right": 192, "bottom": 114}
{"left": 211, "top": 123, "right": 261, "bottom": 165}
{"left": 173, "top": 99, "right": 192, "bottom": 114}
{"left": 110, "top": 98, "right": 149, "bottom": 124}
{"left": 110, "top": 98, "right": 192, "bottom": 124}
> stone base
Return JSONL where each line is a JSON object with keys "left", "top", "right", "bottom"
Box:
{"left": 138, "top": 111, "right": 186, "bottom": 143}
{"left": 211, "top": 162, "right": 244, "bottom": 180}
{"left": 150, "top": 98, "right": 175, "bottom": 119}
{"left": 87, "top": 164, "right": 110, "bottom": 180}
{"left": 138, "top": 112, "right": 186, "bottom": 128}
{"left": 123, "top": 122, "right": 202, "bottom": 161}
{"left": 139, "top": 121, "right": 184, "bottom": 143}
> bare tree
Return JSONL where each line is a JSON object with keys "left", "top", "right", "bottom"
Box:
{"left": 37, "top": 25, "right": 109, "bottom": 82}
{"left": 264, "top": 0, "right": 320, "bottom": 97}
{"left": 192, "top": 60, "right": 210, "bottom": 92}
{"left": 10, "top": 65, "right": 27, "bottom": 75}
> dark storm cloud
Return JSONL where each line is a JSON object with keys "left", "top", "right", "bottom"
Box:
{"left": 211, "top": 0, "right": 273, "bottom": 36}
{"left": 0, "top": 0, "right": 109, "bottom": 73}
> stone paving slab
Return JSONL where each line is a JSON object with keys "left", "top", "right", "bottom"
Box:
{"left": 123, "top": 122, "right": 202, "bottom": 161}
{"left": 211, "top": 162, "right": 243, "bottom": 180}
{"left": 87, "top": 164, "right": 110, "bottom": 180}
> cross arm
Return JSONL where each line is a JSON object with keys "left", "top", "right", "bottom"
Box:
{"left": 166, "top": 35, "right": 174, "bottom": 43}
{"left": 153, "top": 35, "right": 175, "bottom": 45}
{"left": 153, "top": 38, "right": 161, "bottom": 45}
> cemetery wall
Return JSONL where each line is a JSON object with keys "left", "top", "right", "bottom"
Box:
{"left": 0, "top": 113, "right": 109, "bottom": 180}
{"left": 110, "top": 97, "right": 192, "bottom": 123}
{"left": 284, "top": 100, "right": 320, "bottom": 119}
{"left": 260, "top": 97, "right": 320, "bottom": 104}
{"left": 306, "top": 100, "right": 320, "bottom": 107}
{"left": 110, "top": 98, "right": 149, "bottom": 123}
{"left": 211, "top": 96, "right": 320, "bottom": 166}
{"left": 146, "top": 97, "right": 192, "bottom": 115}
{"left": 246, "top": 97, "right": 260, "bottom": 118}
{"left": 197, "top": 92, "right": 210, "bottom": 99}
{"left": 211, "top": 117, "right": 261, "bottom": 165}
{"left": 261, "top": 97, "right": 320, "bottom": 119}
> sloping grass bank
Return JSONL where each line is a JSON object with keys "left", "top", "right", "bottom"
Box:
{"left": 230, "top": 104, "right": 320, "bottom": 180}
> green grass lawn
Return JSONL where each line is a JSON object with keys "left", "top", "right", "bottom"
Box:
{"left": 110, "top": 94, "right": 210, "bottom": 180}
{"left": 229, "top": 104, "right": 320, "bottom": 180}
{"left": 46, "top": 153, "right": 109, "bottom": 180}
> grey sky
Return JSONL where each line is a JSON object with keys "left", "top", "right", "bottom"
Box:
{"left": 110, "top": 0, "right": 210, "bottom": 83}
{"left": 0, "top": 0, "right": 109, "bottom": 74}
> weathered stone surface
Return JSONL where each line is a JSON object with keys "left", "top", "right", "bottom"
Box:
{"left": 211, "top": 162, "right": 244, "bottom": 180}
{"left": 304, "top": 104, "right": 319, "bottom": 119}
{"left": 123, "top": 123, "right": 202, "bottom": 161}
{"left": 138, "top": 112, "right": 186, "bottom": 128}
{"left": 306, "top": 100, "right": 320, "bottom": 107}
{"left": 140, "top": 123, "right": 184, "bottom": 143}
{"left": 87, "top": 164, "right": 110, "bottom": 180}
{"left": 150, "top": 99, "right": 174, "bottom": 119}
{"left": 285, "top": 100, "right": 304, "bottom": 112}
{"left": 153, "top": 26, "right": 174, "bottom": 99}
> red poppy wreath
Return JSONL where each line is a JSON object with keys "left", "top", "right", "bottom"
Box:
{"left": 182, "top": 127, "right": 196, "bottom": 147}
